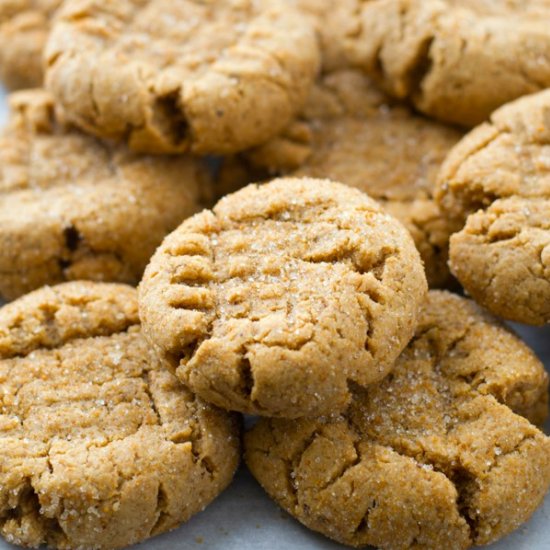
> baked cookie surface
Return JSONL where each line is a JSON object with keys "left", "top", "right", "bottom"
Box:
{"left": 139, "top": 178, "right": 427, "bottom": 418}
{"left": 436, "top": 90, "right": 550, "bottom": 325}
{"left": 247, "top": 70, "right": 463, "bottom": 287}
{"left": 245, "top": 291, "right": 550, "bottom": 550}
{"left": 0, "top": 281, "right": 240, "bottom": 550}
{"left": 288, "top": 0, "right": 359, "bottom": 72}
{"left": 349, "top": 0, "right": 550, "bottom": 127}
{"left": 44, "top": 0, "right": 320, "bottom": 155}
{"left": 0, "top": 0, "right": 61, "bottom": 90}
{"left": 0, "top": 89, "right": 209, "bottom": 301}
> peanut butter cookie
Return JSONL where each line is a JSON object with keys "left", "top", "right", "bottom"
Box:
{"left": 245, "top": 291, "right": 550, "bottom": 550}
{"left": 349, "top": 0, "right": 550, "bottom": 127}
{"left": 0, "top": 281, "right": 240, "bottom": 550}
{"left": 139, "top": 177, "right": 428, "bottom": 418}
{"left": 247, "top": 70, "right": 463, "bottom": 287}
{"left": 0, "top": 0, "right": 60, "bottom": 90}
{"left": 436, "top": 89, "right": 550, "bottom": 325}
{"left": 44, "top": 0, "right": 320, "bottom": 155}
{"left": 288, "top": 0, "right": 359, "bottom": 72}
{"left": 0, "top": 89, "right": 210, "bottom": 301}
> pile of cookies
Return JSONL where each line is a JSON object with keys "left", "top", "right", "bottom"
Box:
{"left": 0, "top": 1, "right": 549, "bottom": 549}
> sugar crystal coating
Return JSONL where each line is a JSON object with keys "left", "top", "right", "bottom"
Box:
{"left": 246, "top": 70, "right": 463, "bottom": 287}
{"left": 436, "top": 89, "right": 550, "bottom": 324}
{"left": 139, "top": 177, "right": 427, "bottom": 418}
{"left": 0, "top": 89, "right": 210, "bottom": 301}
{"left": 0, "top": 281, "right": 240, "bottom": 549}
{"left": 349, "top": 0, "right": 550, "bottom": 126}
{"left": 245, "top": 291, "right": 550, "bottom": 550}
{"left": 45, "top": 0, "right": 320, "bottom": 154}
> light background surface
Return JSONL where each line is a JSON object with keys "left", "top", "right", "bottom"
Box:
{"left": 0, "top": 86, "right": 548, "bottom": 550}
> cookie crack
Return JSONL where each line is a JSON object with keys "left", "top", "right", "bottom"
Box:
{"left": 360, "top": 299, "right": 375, "bottom": 357}
{"left": 485, "top": 432, "right": 538, "bottom": 478}
{"left": 0, "top": 478, "right": 68, "bottom": 548}
{"left": 88, "top": 64, "right": 101, "bottom": 122}
{"left": 408, "top": 36, "right": 435, "bottom": 103}
{"left": 375, "top": 442, "right": 476, "bottom": 543}
{"left": 62, "top": 225, "right": 82, "bottom": 253}
{"left": 419, "top": 318, "right": 532, "bottom": 412}
{"left": 150, "top": 482, "right": 170, "bottom": 536}
{"left": 114, "top": 65, "right": 192, "bottom": 153}
{"left": 345, "top": 414, "right": 539, "bottom": 544}
{"left": 317, "top": 437, "right": 362, "bottom": 494}
{"left": 447, "top": 431, "right": 540, "bottom": 543}
{"left": 57, "top": 224, "right": 85, "bottom": 272}
{"left": 346, "top": 474, "right": 382, "bottom": 540}
{"left": 140, "top": 372, "right": 162, "bottom": 426}
{"left": 150, "top": 90, "right": 188, "bottom": 149}
{"left": 181, "top": 392, "right": 223, "bottom": 477}
{"left": 352, "top": 500, "right": 375, "bottom": 538}
{"left": 252, "top": 333, "right": 315, "bottom": 353}
{"left": 283, "top": 427, "right": 327, "bottom": 508}
{"left": 237, "top": 353, "right": 255, "bottom": 400}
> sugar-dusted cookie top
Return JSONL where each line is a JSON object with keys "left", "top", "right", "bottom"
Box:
{"left": 348, "top": 0, "right": 550, "bottom": 126}
{"left": 0, "top": 0, "right": 61, "bottom": 90}
{"left": 246, "top": 70, "right": 463, "bottom": 287}
{"left": 0, "top": 281, "right": 240, "bottom": 550}
{"left": 436, "top": 89, "right": 550, "bottom": 325}
{"left": 245, "top": 291, "right": 550, "bottom": 550}
{"left": 139, "top": 177, "right": 427, "bottom": 418}
{"left": 0, "top": 89, "right": 210, "bottom": 301}
{"left": 44, "top": 0, "right": 320, "bottom": 155}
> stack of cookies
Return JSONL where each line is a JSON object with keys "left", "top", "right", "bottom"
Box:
{"left": 0, "top": 1, "right": 549, "bottom": 550}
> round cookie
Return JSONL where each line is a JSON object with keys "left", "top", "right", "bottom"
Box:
{"left": 247, "top": 70, "right": 463, "bottom": 288}
{"left": 0, "top": 0, "right": 61, "bottom": 90}
{"left": 0, "top": 281, "right": 240, "bottom": 550}
{"left": 436, "top": 89, "right": 550, "bottom": 325}
{"left": 245, "top": 291, "right": 550, "bottom": 550}
{"left": 0, "top": 89, "right": 210, "bottom": 301}
{"left": 44, "top": 0, "right": 320, "bottom": 155}
{"left": 139, "top": 178, "right": 428, "bottom": 418}
{"left": 348, "top": 0, "right": 550, "bottom": 127}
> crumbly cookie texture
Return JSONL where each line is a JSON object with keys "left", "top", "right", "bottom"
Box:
{"left": 436, "top": 89, "right": 550, "bottom": 325}
{"left": 0, "top": 281, "right": 240, "bottom": 550}
{"left": 288, "top": 0, "right": 359, "bottom": 72}
{"left": 0, "top": 0, "right": 61, "bottom": 90}
{"left": 44, "top": 0, "right": 320, "bottom": 155}
{"left": 246, "top": 70, "right": 463, "bottom": 287}
{"left": 348, "top": 0, "right": 550, "bottom": 127}
{"left": 245, "top": 291, "right": 550, "bottom": 550}
{"left": 139, "top": 178, "right": 427, "bottom": 418}
{"left": 0, "top": 89, "right": 210, "bottom": 301}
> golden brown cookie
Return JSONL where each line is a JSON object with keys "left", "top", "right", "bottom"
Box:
{"left": 139, "top": 178, "right": 428, "bottom": 418}
{"left": 246, "top": 70, "right": 463, "bottom": 288}
{"left": 436, "top": 89, "right": 550, "bottom": 325}
{"left": 288, "top": 0, "right": 359, "bottom": 72}
{"left": 348, "top": 0, "right": 550, "bottom": 127}
{"left": 0, "top": 281, "right": 240, "bottom": 550}
{"left": 245, "top": 291, "right": 550, "bottom": 550}
{"left": 0, "top": 89, "right": 210, "bottom": 301}
{"left": 0, "top": 0, "right": 60, "bottom": 90}
{"left": 44, "top": 0, "right": 320, "bottom": 155}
